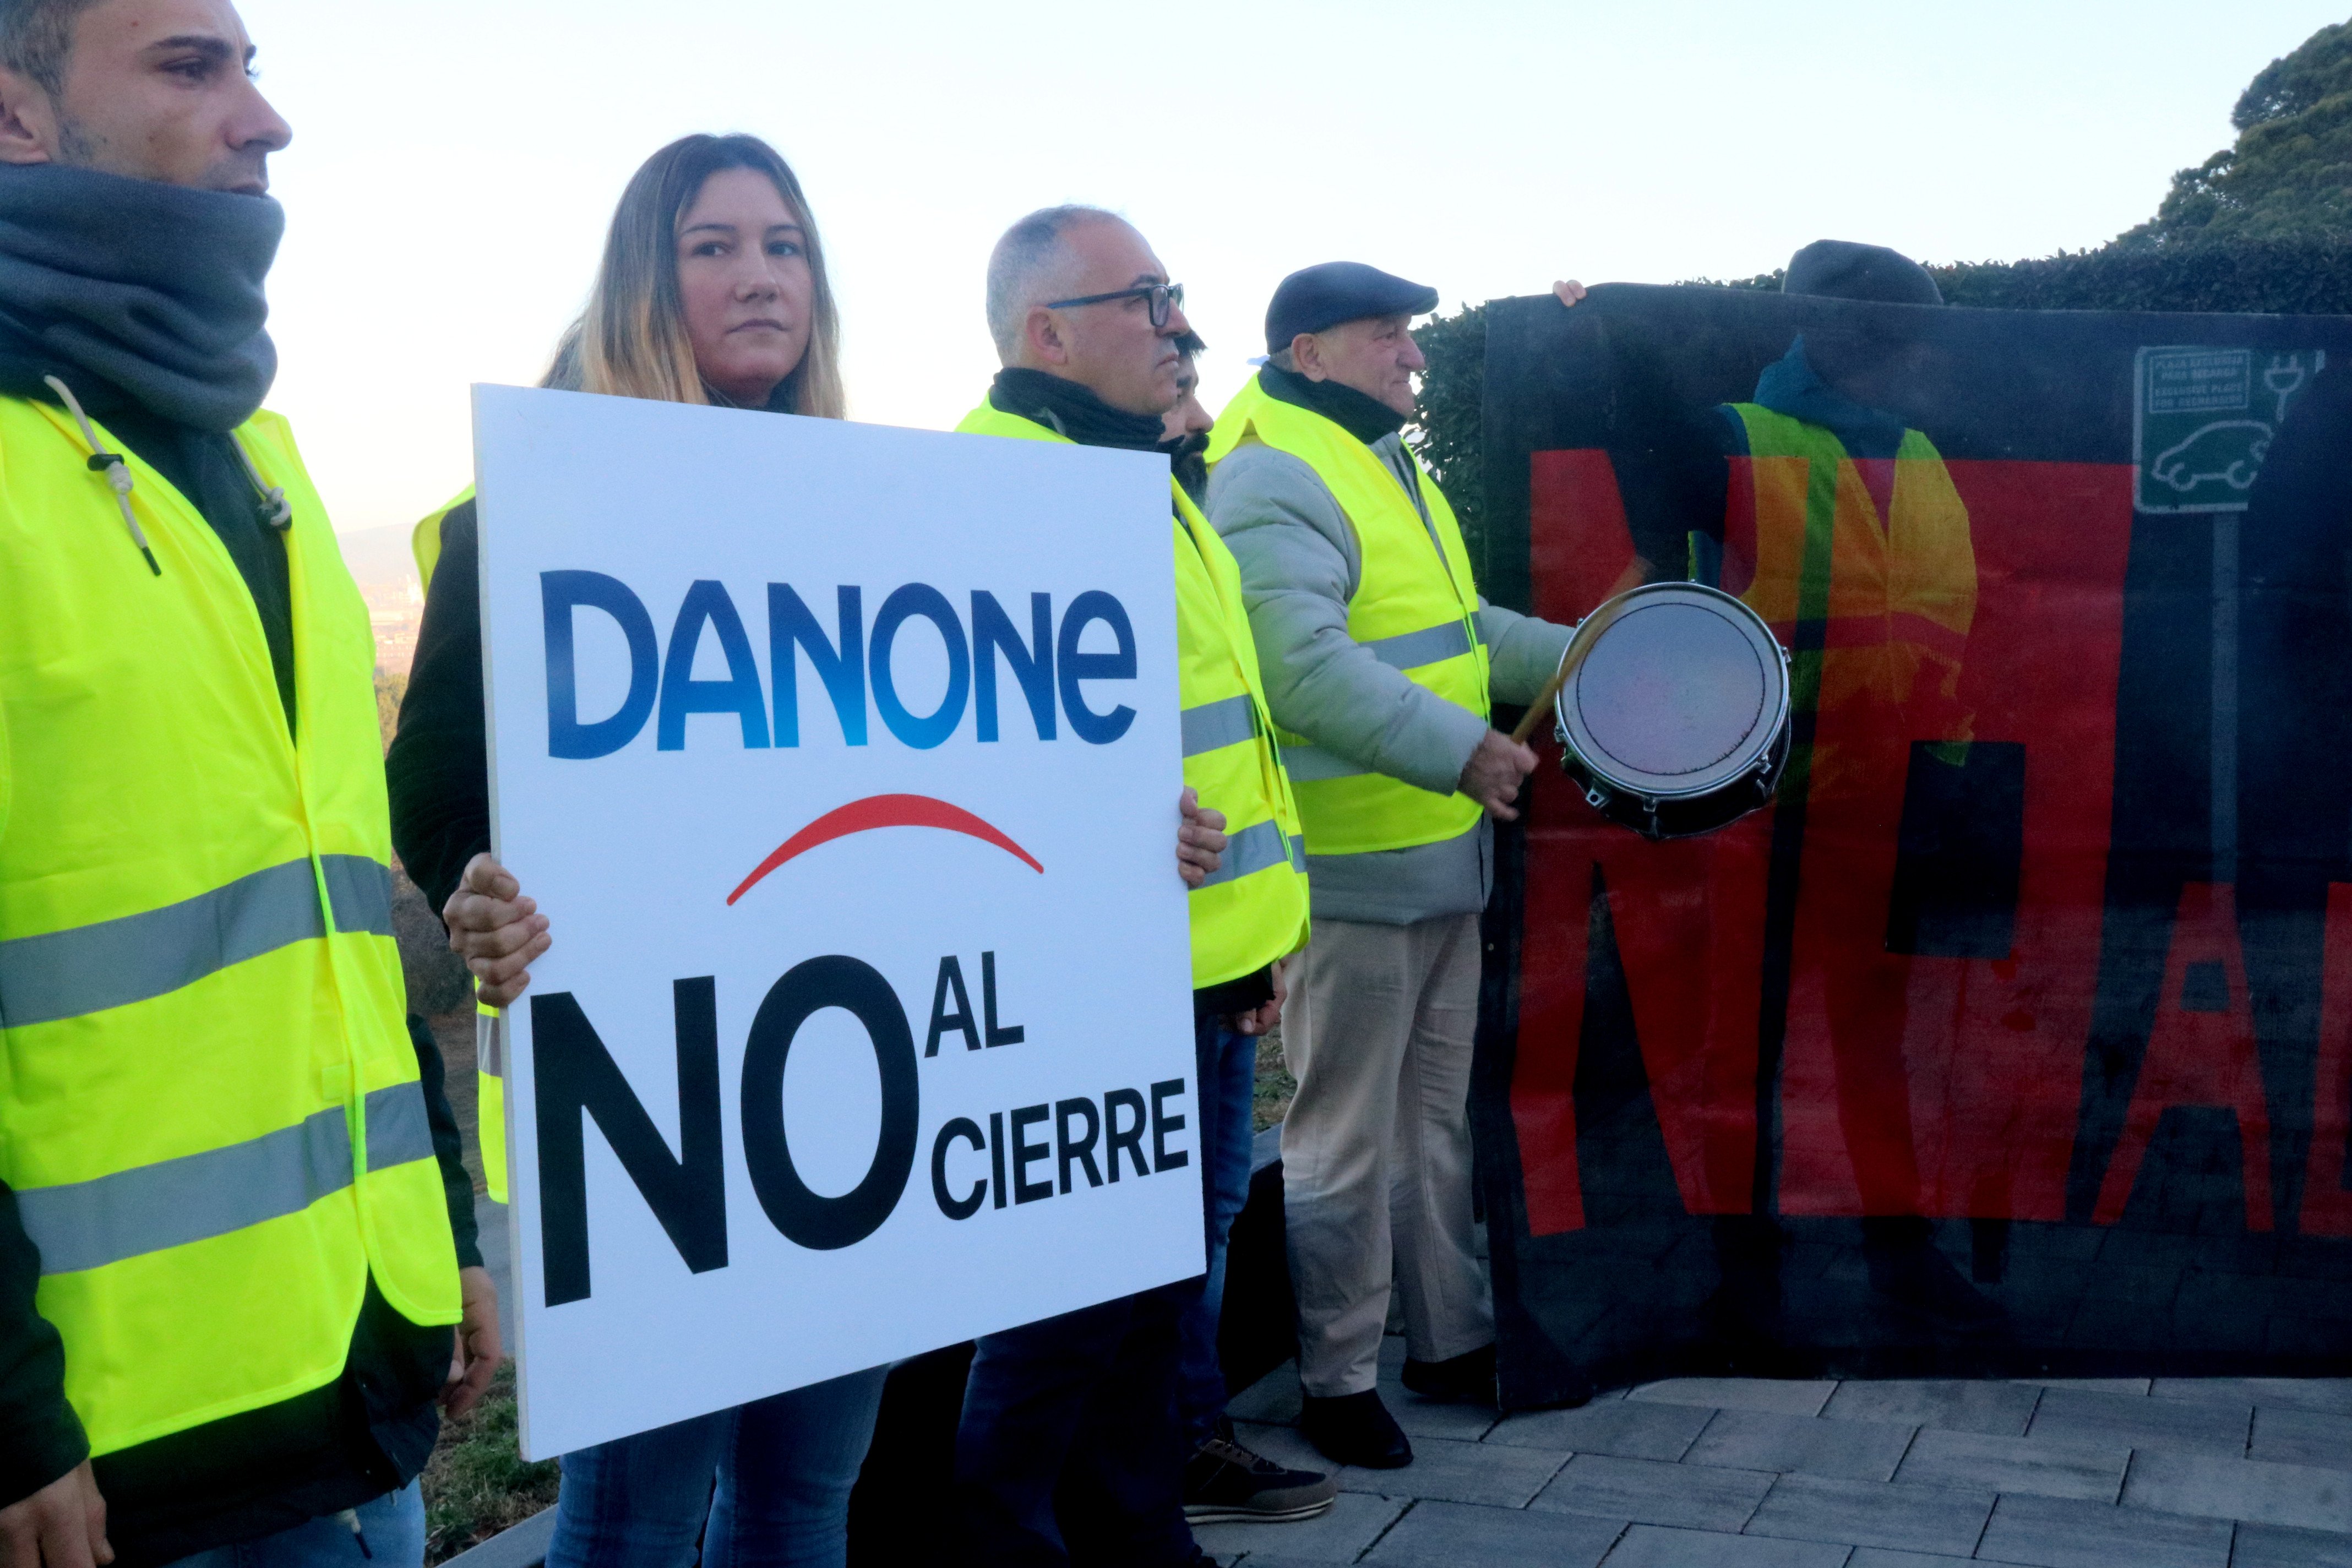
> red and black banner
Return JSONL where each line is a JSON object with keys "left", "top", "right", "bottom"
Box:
{"left": 1470, "top": 285, "right": 2352, "bottom": 1404}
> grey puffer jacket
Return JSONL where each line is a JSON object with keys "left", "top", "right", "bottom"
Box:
{"left": 1207, "top": 432, "right": 1571, "bottom": 924}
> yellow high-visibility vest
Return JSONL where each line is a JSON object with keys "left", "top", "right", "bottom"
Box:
{"left": 1205, "top": 377, "right": 1491, "bottom": 857}
{"left": 410, "top": 487, "right": 507, "bottom": 1205}
{"left": 956, "top": 400, "right": 1309, "bottom": 987}
{"left": 0, "top": 396, "right": 460, "bottom": 1456}
{"left": 410, "top": 485, "right": 471, "bottom": 590}
{"left": 1723, "top": 402, "right": 1975, "bottom": 798}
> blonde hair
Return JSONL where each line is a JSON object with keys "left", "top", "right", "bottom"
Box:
{"left": 574, "top": 133, "right": 845, "bottom": 418}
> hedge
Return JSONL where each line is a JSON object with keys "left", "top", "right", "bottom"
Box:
{"left": 1410, "top": 236, "right": 2352, "bottom": 557}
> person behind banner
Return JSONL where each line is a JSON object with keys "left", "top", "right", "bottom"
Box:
{"left": 1596, "top": 240, "right": 2000, "bottom": 1333}
{"left": 0, "top": 3, "right": 497, "bottom": 1566}
{"left": 1205, "top": 262, "right": 1583, "bottom": 1468}
{"left": 387, "top": 133, "right": 895, "bottom": 1568}
{"left": 950, "top": 205, "right": 1331, "bottom": 1565}
{"left": 1599, "top": 242, "right": 1985, "bottom": 1326}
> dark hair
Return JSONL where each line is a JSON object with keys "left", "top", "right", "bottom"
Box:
{"left": 579, "top": 133, "right": 843, "bottom": 416}
{"left": 0, "top": 0, "right": 101, "bottom": 95}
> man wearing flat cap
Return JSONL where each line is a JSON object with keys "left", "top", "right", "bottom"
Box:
{"left": 1203, "top": 262, "right": 1578, "bottom": 1467}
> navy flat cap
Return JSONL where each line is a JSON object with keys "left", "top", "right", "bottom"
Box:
{"left": 1265, "top": 262, "right": 1440, "bottom": 355}
{"left": 1783, "top": 240, "right": 1943, "bottom": 307}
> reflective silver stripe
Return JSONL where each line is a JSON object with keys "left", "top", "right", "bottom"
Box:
{"left": 1281, "top": 744, "right": 1369, "bottom": 783}
{"left": 1290, "top": 835, "right": 1309, "bottom": 873}
{"left": 1363, "top": 620, "right": 1472, "bottom": 671}
{"left": 322, "top": 856, "right": 395, "bottom": 937}
{"left": 1181, "top": 694, "right": 1257, "bottom": 758}
{"left": 1195, "top": 819, "right": 1297, "bottom": 890}
{"left": 20, "top": 1082, "right": 434, "bottom": 1276}
{"left": 476, "top": 1012, "right": 505, "bottom": 1078}
{"left": 364, "top": 1081, "right": 437, "bottom": 1173}
{"left": 0, "top": 855, "right": 389, "bottom": 1029}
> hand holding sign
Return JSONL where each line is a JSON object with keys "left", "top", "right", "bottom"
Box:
{"left": 444, "top": 852, "right": 551, "bottom": 1008}
{"left": 1175, "top": 786, "right": 1227, "bottom": 889}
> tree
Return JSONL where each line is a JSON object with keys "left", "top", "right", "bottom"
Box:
{"left": 2124, "top": 19, "right": 2352, "bottom": 246}
{"left": 1408, "top": 21, "right": 2352, "bottom": 533}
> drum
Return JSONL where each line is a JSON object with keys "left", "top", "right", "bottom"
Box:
{"left": 1550, "top": 581, "right": 1791, "bottom": 839}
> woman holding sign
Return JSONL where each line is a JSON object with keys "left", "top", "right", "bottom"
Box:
{"left": 390, "top": 133, "right": 1232, "bottom": 1567}
{"left": 390, "top": 132, "right": 883, "bottom": 1568}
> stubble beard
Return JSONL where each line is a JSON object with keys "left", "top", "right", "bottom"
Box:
{"left": 52, "top": 115, "right": 99, "bottom": 168}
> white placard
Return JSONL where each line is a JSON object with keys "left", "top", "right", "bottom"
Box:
{"left": 473, "top": 386, "right": 1200, "bottom": 1458}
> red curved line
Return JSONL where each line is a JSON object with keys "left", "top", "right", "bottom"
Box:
{"left": 727, "top": 793, "right": 1044, "bottom": 905}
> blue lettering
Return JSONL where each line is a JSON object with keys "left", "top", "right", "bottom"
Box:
{"left": 658, "top": 580, "right": 770, "bottom": 750}
{"left": 871, "top": 584, "right": 971, "bottom": 749}
{"left": 769, "top": 584, "right": 867, "bottom": 747}
{"left": 972, "top": 591, "right": 1056, "bottom": 743}
{"left": 1057, "top": 591, "right": 1136, "bottom": 745}
{"left": 543, "top": 570, "right": 658, "bottom": 759}
{"left": 547, "top": 576, "right": 1133, "bottom": 755}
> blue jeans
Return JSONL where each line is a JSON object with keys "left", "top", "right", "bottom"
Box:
{"left": 1176, "top": 1017, "right": 1258, "bottom": 1445}
{"left": 161, "top": 1482, "right": 424, "bottom": 1568}
{"left": 545, "top": 1364, "right": 888, "bottom": 1568}
{"left": 955, "top": 1283, "right": 1196, "bottom": 1567}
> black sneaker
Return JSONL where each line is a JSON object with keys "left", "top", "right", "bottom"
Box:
{"left": 1400, "top": 1343, "right": 1497, "bottom": 1404}
{"left": 1182, "top": 1422, "right": 1338, "bottom": 1524}
{"left": 1299, "top": 1390, "right": 1413, "bottom": 1468}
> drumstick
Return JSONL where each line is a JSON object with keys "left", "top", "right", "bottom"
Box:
{"left": 1509, "top": 657, "right": 1574, "bottom": 747}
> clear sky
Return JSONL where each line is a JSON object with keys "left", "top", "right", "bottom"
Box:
{"left": 232, "top": 0, "right": 2349, "bottom": 538}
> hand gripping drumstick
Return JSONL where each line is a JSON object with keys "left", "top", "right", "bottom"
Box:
{"left": 1509, "top": 657, "right": 1575, "bottom": 747}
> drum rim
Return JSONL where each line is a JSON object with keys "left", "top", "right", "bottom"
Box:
{"left": 1553, "top": 581, "right": 1791, "bottom": 802}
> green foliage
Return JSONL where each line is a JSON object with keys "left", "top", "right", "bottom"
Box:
{"left": 1408, "top": 24, "right": 2352, "bottom": 569}
{"left": 2127, "top": 20, "right": 2352, "bottom": 246}
{"left": 2235, "top": 19, "right": 2352, "bottom": 131}
{"left": 423, "top": 1364, "right": 561, "bottom": 1565}
{"left": 1408, "top": 303, "right": 1489, "bottom": 563}
{"left": 1929, "top": 237, "right": 2352, "bottom": 313}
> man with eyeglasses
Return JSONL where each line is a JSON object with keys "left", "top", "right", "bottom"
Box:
{"left": 1202, "top": 263, "right": 1587, "bottom": 1469}
{"left": 950, "top": 205, "right": 1332, "bottom": 1566}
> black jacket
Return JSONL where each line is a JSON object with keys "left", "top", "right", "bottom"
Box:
{"left": 0, "top": 399, "right": 482, "bottom": 1565}
{"left": 388, "top": 499, "right": 492, "bottom": 917}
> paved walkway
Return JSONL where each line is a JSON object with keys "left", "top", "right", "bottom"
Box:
{"left": 472, "top": 1197, "right": 2352, "bottom": 1566}
{"left": 1196, "top": 1346, "right": 2352, "bottom": 1566}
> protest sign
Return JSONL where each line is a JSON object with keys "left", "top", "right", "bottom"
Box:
{"left": 1469, "top": 288, "right": 2352, "bottom": 1402}
{"left": 472, "top": 386, "right": 1200, "bottom": 1457}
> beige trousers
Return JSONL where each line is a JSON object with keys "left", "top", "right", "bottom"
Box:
{"left": 1280, "top": 912, "right": 1493, "bottom": 1397}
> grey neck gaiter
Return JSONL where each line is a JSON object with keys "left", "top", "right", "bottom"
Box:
{"left": 0, "top": 162, "right": 282, "bottom": 432}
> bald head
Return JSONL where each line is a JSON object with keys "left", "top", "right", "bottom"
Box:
{"left": 984, "top": 204, "right": 1131, "bottom": 361}
{"left": 981, "top": 204, "right": 1190, "bottom": 418}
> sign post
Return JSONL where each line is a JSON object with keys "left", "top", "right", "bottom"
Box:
{"left": 472, "top": 386, "right": 1200, "bottom": 1458}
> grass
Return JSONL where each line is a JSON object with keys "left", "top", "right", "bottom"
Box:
{"left": 1252, "top": 1028, "right": 1294, "bottom": 1132}
{"left": 423, "top": 1364, "right": 560, "bottom": 1565}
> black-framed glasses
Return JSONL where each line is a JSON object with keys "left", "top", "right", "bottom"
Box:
{"left": 1043, "top": 282, "right": 1185, "bottom": 329}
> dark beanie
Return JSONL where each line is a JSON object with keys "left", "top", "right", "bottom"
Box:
{"left": 1783, "top": 240, "right": 1943, "bottom": 307}
{"left": 1265, "top": 262, "right": 1440, "bottom": 355}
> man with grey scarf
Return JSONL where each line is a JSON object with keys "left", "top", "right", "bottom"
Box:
{"left": 0, "top": 4, "right": 491, "bottom": 1567}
